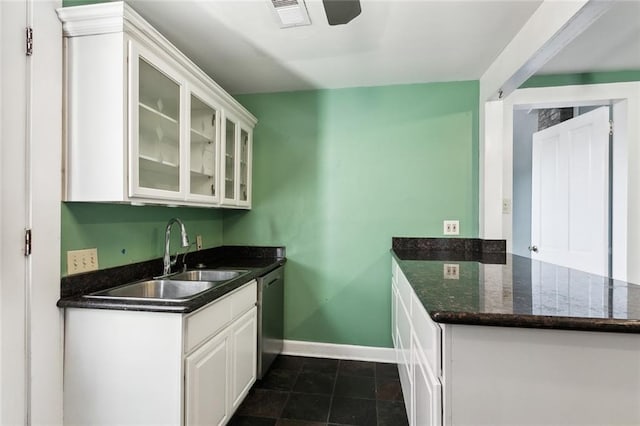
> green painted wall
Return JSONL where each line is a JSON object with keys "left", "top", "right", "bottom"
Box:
{"left": 61, "top": 203, "right": 223, "bottom": 275}
{"left": 521, "top": 70, "right": 640, "bottom": 88}
{"left": 223, "top": 82, "right": 479, "bottom": 348}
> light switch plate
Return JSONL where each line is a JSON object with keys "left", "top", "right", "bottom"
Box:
{"left": 443, "top": 220, "right": 459, "bottom": 235}
{"left": 443, "top": 263, "right": 460, "bottom": 280}
{"left": 502, "top": 198, "right": 512, "bottom": 214}
{"left": 67, "top": 248, "right": 99, "bottom": 274}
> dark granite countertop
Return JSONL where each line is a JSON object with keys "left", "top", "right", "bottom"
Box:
{"left": 58, "top": 245, "right": 285, "bottom": 314}
{"left": 392, "top": 238, "right": 640, "bottom": 333}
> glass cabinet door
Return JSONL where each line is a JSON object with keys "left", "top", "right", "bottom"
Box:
{"left": 222, "top": 117, "right": 236, "bottom": 203}
{"left": 238, "top": 128, "right": 251, "bottom": 206}
{"left": 135, "top": 56, "right": 181, "bottom": 195}
{"left": 189, "top": 94, "right": 218, "bottom": 201}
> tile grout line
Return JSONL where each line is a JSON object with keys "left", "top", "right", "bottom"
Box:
{"left": 325, "top": 358, "right": 341, "bottom": 424}
{"left": 374, "top": 362, "right": 380, "bottom": 426}
{"left": 280, "top": 360, "right": 303, "bottom": 422}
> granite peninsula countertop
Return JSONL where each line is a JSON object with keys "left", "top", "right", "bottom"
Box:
{"left": 392, "top": 238, "right": 640, "bottom": 333}
{"left": 58, "top": 245, "right": 285, "bottom": 314}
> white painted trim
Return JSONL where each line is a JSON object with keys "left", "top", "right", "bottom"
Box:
{"left": 282, "top": 340, "right": 396, "bottom": 363}
{"left": 479, "top": 0, "right": 611, "bottom": 101}
{"left": 56, "top": 2, "right": 124, "bottom": 37}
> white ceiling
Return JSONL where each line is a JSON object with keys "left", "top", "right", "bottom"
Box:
{"left": 537, "top": 0, "right": 640, "bottom": 75}
{"left": 128, "top": 0, "right": 640, "bottom": 95}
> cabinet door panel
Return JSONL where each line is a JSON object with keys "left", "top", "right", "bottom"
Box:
{"left": 237, "top": 127, "right": 252, "bottom": 207}
{"left": 129, "top": 41, "right": 184, "bottom": 199}
{"left": 414, "top": 339, "right": 442, "bottom": 426}
{"left": 392, "top": 285, "right": 399, "bottom": 349}
{"left": 188, "top": 88, "right": 220, "bottom": 203}
{"left": 396, "top": 297, "right": 413, "bottom": 424}
{"left": 185, "top": 331, "right": 230, "bottom": 426}
{"left": 221, "top": 116, "right": 237, "bottom": 204}
{"left": 231, "top": 307, "right": 258, "bottom": 411}
{"left": 412, "top": 296, "right": 441, "bottom": 378}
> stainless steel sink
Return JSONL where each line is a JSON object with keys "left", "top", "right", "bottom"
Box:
{"left": 86, "top": 279, "right": 216, "bottom": 302}
{"left": 170, "top": 269, "right": 249, "bottom": 282}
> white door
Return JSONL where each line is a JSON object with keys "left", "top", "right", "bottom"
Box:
{"left": 1, "top": 0, "right": 63, "bottom": 423}
{"left": 1, "top": 2, "right": 29, "bottom": 422}
{"left": 531, "top": 106, "right": 610, "bottom": 276}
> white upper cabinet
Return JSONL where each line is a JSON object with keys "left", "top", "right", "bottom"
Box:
{"left": 220, "top": 113, "right": 253, "bottom": 207}
{"left": 58, "top": 2, "right": 256, "bottom": 208}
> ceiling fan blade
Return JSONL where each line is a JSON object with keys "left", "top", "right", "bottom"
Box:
{"left": 322, "top": 0, "right": 361, "bottom": 26}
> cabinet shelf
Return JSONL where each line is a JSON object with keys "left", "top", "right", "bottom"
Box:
{"left": 140, "top": 155, "right": 178, "bottom": 170}
{"left": 190, "top": 170, "right": 214, "bottom": 178}
{"left": 139, "top": 102, "right": 178, "bottom": 124}
{"left": 190, "top": 128, "right": 213, "bottom": 145}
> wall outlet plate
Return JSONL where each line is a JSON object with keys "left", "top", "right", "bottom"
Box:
{"left": 67, "top": 248, "right": 98, "bottom": 275}
{"left": 443, "top": 220, "right": 459, "bottom": 235}
{"left": 443, "top": 263, "right": 460, "bottom": 280}
{"left": 502, "top": 198, "right": 512, "bottom": 214}
{"left": 196, "top": 235, "right": 203, "bottom": 250}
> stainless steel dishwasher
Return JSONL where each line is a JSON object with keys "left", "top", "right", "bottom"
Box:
{"left": 257, "top": 266, "right": 284, "bottom": 379}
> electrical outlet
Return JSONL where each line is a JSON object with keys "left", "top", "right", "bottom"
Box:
{"left": 443, "top": 263, "right": 460, "bottom": 280}
{"left": 502, "top": 198, "right": 512, "bottom": 214}
{"left": 196, "top": 235, "right": 203, "bottom": 250}
{"left": 443, "top": 220, "right": 459, "bottom": 235}
{"left": 67, "top": 248, "right": 99, "bottom": 275}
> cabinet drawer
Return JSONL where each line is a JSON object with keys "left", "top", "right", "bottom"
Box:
{"left": 412, "top": 293, "right": 441, "bottom": 378}
{"left": 397, "top": 295, "right": 412, "bottom": 369}
{"left": 185, "top": 297, "right": 232, "bottom": 354}
{"left": 185, "top": 281, "right": 257, "bottom": 354}
{"left": 231, "top": 281, "right": 257, "bottom": 318}
{"left": 391, "top": 258, "right": 398, "bottom": 286}
{"left": 396, "top": 269, "right": 413, "bottom": 317}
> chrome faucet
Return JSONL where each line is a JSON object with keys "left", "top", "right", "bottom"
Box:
{"left": 163, "top": 218, "right": 190, "bottom": 276}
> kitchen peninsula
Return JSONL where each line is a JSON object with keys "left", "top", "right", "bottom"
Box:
{"left": 391, "top": 237, "right": 640, "bottom": 426}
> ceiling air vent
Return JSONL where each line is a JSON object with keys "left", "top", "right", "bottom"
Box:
{"left": 270, "top": 0, "right": 311, "bottom": 28}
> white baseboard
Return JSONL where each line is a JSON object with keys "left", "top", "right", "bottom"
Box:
{"left": 282, "top": 339, "right": 396, "bottom": 363}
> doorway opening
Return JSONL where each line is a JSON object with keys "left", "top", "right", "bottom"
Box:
{"left": 513, "top": 104, "right": 612, "bottom": 277}
{"left": 495, "top": 82, "right": 638, "bottom": 281}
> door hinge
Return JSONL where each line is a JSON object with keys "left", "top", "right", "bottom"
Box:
{"left": 609, "top": 119, "right": 614, "bottom": 136}
{"left": 24, "top": 229, "right": 32, "bottom": 256}
{"left": 26, "top": 27, "right": 33, "bottom": 56}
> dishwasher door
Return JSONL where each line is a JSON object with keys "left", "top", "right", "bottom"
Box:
{"left": 257, "top": 266, "right": 284, "bottom": 379}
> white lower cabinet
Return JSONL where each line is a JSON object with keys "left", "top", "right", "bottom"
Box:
{"left": 231, "top": 308, "right": 258, "bottom": 410}
{"left": 391, "top": 258, "right": 640, "bottom": 426}
{"left": 412, "top": 335, "right": 441, "bottom": 426}
{"left": 64, "top": 281, "right": 257, "bottom": 426}
{"left": 185, "top": 330, "right": 230, "bottom": 426}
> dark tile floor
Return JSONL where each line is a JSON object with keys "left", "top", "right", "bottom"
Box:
{"left": 229, "top": 355, "right": 409, "bottom": 426}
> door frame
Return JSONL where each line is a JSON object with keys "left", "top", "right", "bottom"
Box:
{"left": 483, "top": 81, "right": 640, "bottom": 281}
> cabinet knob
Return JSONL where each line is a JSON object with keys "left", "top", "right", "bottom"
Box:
{"left": 528, "top": 245, "right": 538, "bottom": 253}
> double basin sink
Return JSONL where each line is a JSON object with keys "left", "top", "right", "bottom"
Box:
{"left": 86, "top": 269, "right": 250, "bottom": 302}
